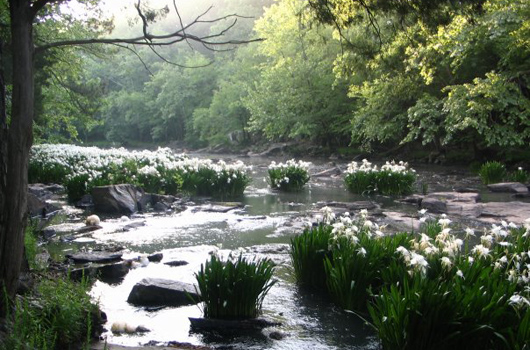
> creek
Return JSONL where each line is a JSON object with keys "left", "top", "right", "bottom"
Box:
{"left": 44, "top": 154, "right": 528, "bottom": 349}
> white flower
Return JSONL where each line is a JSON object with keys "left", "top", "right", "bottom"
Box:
{"left": 464, "top": 227, "right": 475, "bottom": 238}
{"left": 357, "top": 247, "right": 367, "bottom": 257}
{"left": 472, "top": 244, "right": 491, "bottom": 259}
{"left": 456, "top": 270, "right": 464, "bottom": 279}
{"left": 441, "top": 256, "right": 452, "bottom": 269}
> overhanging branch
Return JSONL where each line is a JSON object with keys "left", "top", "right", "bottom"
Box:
{"left": 34, "top": 2, "right": 262, "bottom": 55}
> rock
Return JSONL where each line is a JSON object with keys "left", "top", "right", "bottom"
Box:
{"left": 487, "top": 182, "right": 529, "bottom": 194}
{"left": 317, "top": 201, "right": 379, "bottom": 211}
{"left": 127, "top": 278, "right": 199, "bottom": 307}
{"left": 28, "top": 184, "right": 54, "bottom": 200}
{"left": 147, "top": 253, "right": 163, "bottom": 262}
{"left": 92, "top": 184, "right": 145, "bottom": 214}
{"left": 312, "top": 167, "right": 341, "bottom": 177}
{"left": 421, "top": 197, "right": 447, "bottom": 214}
{"left": 71, "top": 261, "right": 131, "bottom": 283}
{"left": 153, "top": 202, "right": 170, "bottom": 212}
{"left": 66, "top": 251, "right": 123, "bottom": 264}
{"left": 85, "top": 214, "right": 101, "bottom": 226}
{"left": 164, "top": 260, "right": 189, "bottom": 267}
{"left": 188, "top": 317, "right": 281, "bottom": 332}
{"left": 26, "top": 192, "right": 60, "bottom": 217}
{"left": 269, "top": 331, "right": 287, "bottom": 340}
{"left": 399, "top": 195, "right": 423, "bottom": 205}
{"left": 480, "top": 202, "right": 530, "bottom": 225}
{"left": 421, "top": 192, "right": 480, "bottom": 214}
{"left": 425, "top": 192, "right": 480, "bottom": 203}
{"left": 75, "top": 194, "right": 94, "bottom": 209}
{"left": 121, "top": 221, "right": 146, "bottom": 231}
{"left": 75, "top": 225, "right": 102, "bottom": 234}
{"left": 383, "top": 211, "right": 420, "bottom": 232}
{"left": 194, "top": 202, "right": 243, "bottom": 213}
{"left": 514, "top": 192, "right": 530, "bottom": 199}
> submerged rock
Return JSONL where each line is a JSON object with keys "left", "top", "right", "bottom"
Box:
{"left": 127, "top": 278, "right": 199, "bottom": 307}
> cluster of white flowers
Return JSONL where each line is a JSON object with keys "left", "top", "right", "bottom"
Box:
{"left": 30, "top": 144, "right": 251, "bottom": 185}
{"left": 345, "top": 159, "right": 415, "bottom": 175}
{"left": 268, "top": 159, "right": 311, "bottom": 171}
{"left": 319, "top": 206, "right": 386, "bottom": 245}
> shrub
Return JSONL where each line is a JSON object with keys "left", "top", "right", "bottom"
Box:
{"left": 344, "top": 159, "right": 416, "bottom": 196}
{"left": 290, "top": 223, "right": 333, "bottom": 289}
{"left": 29, "top": 144, "right": 250, "bottom": 200}
{"left": 325, "top": 232, "right": 411, "bottom": 312}
{"left": 194, "top": 254, "right": 276, "bottom": 319}
{"left": 479, "top": 161, "right": 506, "bottom": 185}
{"left": 2, "top": 275, "right": 100, "bottom": 350}
{"left": 509, "top": 167, "right": 529, "bottom": 184}
{"left": 268, "top": 159, "right": 310, "bottom": 191}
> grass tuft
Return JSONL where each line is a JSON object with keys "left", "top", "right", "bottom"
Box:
{"left": 194, "top": 254, "right": 276, "bottom": 319}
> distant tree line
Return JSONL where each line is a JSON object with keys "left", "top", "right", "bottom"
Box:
{"left": 31, "top": 0, "right": 530, "bottom": 161}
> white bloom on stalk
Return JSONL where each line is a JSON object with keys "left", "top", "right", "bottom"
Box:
{"left": 441, "top": 256, "right": 452, "bottom": 269}
{"left": 472, "top": 244, "right": 491, "bottom": 259}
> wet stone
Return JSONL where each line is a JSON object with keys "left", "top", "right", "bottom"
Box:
{"left": 164, "top": 260, "right": 189, "bottom": 267}
{"left": 487, "top": 182, "right": 529, "bottom": 194}
{"left": 147, "top": 253, "right": 163, "bottom": 262}
{"left": 127, "top": 278, "right": 199, "bottom": 307}
{"left": 66, "top": 251, "right": 123, "bottom": 264}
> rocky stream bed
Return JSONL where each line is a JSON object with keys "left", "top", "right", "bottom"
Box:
{"left": 25, "top": 156, "right": 530, "bottom": 350}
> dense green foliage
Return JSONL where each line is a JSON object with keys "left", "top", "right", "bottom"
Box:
{"left": 194, "top": 254, "right": 276, "bottom": 319}
{"left": 479, "top": 161, "right": 507, "bottom": 184}
{"left": 12, "top": 0, "right": 529, "bottom": 160}
{"left": 1, "top": 275, "right": 100, "bottom": 350}
{"left": 344, "top": 159, "right": 416, "bottom": 195}
{"left": 28, "top": 144, "right": 249, "bottom": 201}
{"left": 268, "top": 159, "right": 311, "bottom": 191}
{"left": 290, "top": 208, "right": 530, "bottom": 349}
{"left": 290, "top": 223, "right": 333, "bottom": 289}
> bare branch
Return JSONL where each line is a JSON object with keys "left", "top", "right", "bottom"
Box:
{"left": 147, "top": 45, "right": 213, "bottom": 69}
{"left": 135, "top": 0, "right": 152, "bottom": 41}
{"left": 173, "top": 0, "right": 194, "bottom": 51}
{"left": 111, "top": 43, "right": 153, "bottom": 75}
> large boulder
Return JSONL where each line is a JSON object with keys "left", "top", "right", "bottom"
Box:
{"left": 26, "top": 192, "right": 60, "bottom": 217}
{"left": 92, "top": 184, "right": 144, "bottom": 214}
{"left": 127, "top": 278, "right": 199, "bottom": 307}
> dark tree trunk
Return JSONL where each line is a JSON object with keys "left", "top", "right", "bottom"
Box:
{"left": 0, "top": 0, "right": 34, "bottom": 317}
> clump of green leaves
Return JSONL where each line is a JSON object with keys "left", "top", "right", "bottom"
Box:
{"left": 509, "top": 167, "right": 529, "bottom": 184}
{"left": 290, "top": 223, "right": 333, "bottom": 289}
{"left": 268, "top": 159, "right": 311, "bottom": 191}
{"left": 29, "top": 144, "right": 250, "bottom": 201}
{"left": 194, "top": 254, "right": 276, "bottom": 319}
{"left": 344, "top": 159, "right": 416, "bottom": 196}
{"left": 479, "top": 161, "right": 507, "bottom": 185}
{"left": 1, "top": 275, "right": 100, "bottom": 350}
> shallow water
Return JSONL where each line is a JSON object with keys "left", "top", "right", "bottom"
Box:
{"left": 48, "top": 155, "right": 526, "bottom": 348}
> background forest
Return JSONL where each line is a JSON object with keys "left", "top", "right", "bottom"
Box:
{"left": 12, "top": 0, "right": 530, "bottom": 162}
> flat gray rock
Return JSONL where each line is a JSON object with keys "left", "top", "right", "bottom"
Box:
{"left": 487, "top": 182, "right": 528, "bottom": 194}
{"left": 66, "top": 251, "right": 123, "bottom": 263}
{"left": 127, "top": 278, "right": 199, "bottom": 307}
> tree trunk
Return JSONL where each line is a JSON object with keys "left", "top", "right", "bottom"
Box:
{"left": 0, "top": 0, "right": 34, "bottom": 317}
